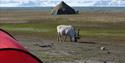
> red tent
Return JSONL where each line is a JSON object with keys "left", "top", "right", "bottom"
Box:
{"left": 0, "top": 29, "right": 43, "bottom": 63}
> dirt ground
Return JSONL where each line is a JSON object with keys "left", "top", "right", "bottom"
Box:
{"left": 13, "top": 34, "right": 125, "bottom": 63}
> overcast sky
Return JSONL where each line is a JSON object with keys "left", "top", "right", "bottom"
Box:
{"left": 0, "top": 0, "right": 125, "bottom": 7}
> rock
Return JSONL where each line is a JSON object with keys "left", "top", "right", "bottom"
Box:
{"left": 100, "top": 47, "right": 105, "bottom": 51}
{"left": 107, "top": 51, "right": 111, "bottom": 54}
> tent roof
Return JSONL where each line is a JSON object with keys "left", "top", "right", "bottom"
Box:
{"left": 55, "top": 1, "right": 71, "bottom": 9}
{"left": 51, "top": 1, "right": 76, "bottom": 15}
{"left": 0, "top": 29, "right": 43, "bottom": 63}
{"left": 0, "top": 29, "right": 26, "bottom": 50}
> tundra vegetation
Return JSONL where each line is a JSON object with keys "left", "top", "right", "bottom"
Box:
{"left": 0, "top": 10, "right": 125, "bottom": 63}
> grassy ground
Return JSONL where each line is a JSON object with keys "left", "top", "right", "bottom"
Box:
{"left": 0, "top": 11, "right": 125, "bottom": 63}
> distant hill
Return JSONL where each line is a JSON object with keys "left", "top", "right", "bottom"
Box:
{"left": 0, "top": 7, "right": 125, "bottom": 13}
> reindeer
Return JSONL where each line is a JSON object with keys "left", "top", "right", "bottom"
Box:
{"left": 57, "top": 25, "right": 80, "bottom": 42}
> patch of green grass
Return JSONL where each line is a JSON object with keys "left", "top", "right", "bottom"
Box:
{"left": 1, "top": 20, "right": 125, "bottom": 38}
{"left": 80, "top": 29, "right": 125, "bottom": 37}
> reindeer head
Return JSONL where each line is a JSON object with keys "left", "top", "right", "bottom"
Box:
{"left": 70, "top": 29, "right": 80, "bottom": 42}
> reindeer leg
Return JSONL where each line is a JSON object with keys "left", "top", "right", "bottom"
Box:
{"left": 60, "top": 35, "right": 62, "bottom": 42}
{"left": 64, "top": 35, "right": 67, "bottom": 42}
{"left": 57, "top": 33, "right": 61, "bottom": 42}
{"left": 70, "top": 37, "right": 72, "bottom": 42}
{"left": 57, "top": 34, "right": 59, "bottom": 42}
{"left": 60, "top": 36, "right": 62, "bottom": 42}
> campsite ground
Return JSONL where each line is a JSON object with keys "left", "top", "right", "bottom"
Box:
{"left": 0, "top": 10, "right": 125, "bottom": 63}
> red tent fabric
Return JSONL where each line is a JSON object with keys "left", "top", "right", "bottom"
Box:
{"left": 0, "top": 29, "right": 43, "bottom": 63}
{"left": 0, "top": 29, "right": 26, "bottom": 50}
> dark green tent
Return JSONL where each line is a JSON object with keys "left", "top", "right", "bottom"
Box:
{"left": 51, "top": 1, "right": 77, "bottom": 15}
